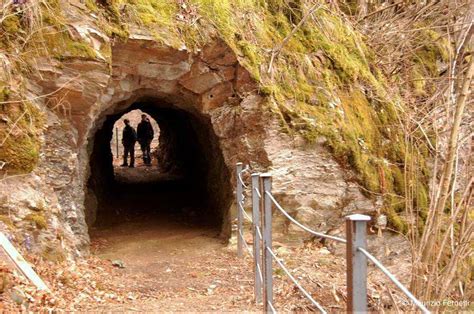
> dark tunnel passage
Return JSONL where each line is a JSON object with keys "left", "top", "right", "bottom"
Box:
{"left": 86, "top": 99, "right": 233, "bottom": 236}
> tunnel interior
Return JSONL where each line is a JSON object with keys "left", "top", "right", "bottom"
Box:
{"left": 86, "top": 98, "right": 232, "bottom": 235}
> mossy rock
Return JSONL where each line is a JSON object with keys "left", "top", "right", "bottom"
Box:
{"left": 0, "top": 101, "right": 43, "bottom": 173}
{"left": 384, "top": 196, "right": 408, "bottom": 233}
{"left": 409, "top": 27, "right": 452, "bottom": 96}
{"left": 31, "top": 31, "right": 97, "bottom": 60}
{"left": 1, "top": 15, "right": 21, "bottom": 34}
{"left": 0, "top": 136, "right": 40, "bottom": 173}
{"left": 23, "top": 213, "right": 48, "bottom": 230}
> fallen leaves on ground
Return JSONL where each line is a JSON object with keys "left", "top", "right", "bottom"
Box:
{"left": 0, "top": 236, "right": 414, "bottom": 312}
{"left": 0, "top": 255, "right": 134, "bottom": 312}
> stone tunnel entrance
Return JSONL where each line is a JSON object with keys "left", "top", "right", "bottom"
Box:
{"left": 76, "top": 39, "right": 264, "bottom": 250}
{"left": 85, "top": 98, "right": 233, "bottom": 237}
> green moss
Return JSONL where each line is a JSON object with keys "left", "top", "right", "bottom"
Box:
{"left": 412, "top": 68, "right": 427, "bottom": 96}
{"left": 40, "top": 0, "right": 64, "bottom": 26}
{"left": 126, "top": 0, "right": 177, "bottom": 26}
{"left": 0, "top": 85, "right": 11, "bottom": 102}
{"left": 237, "top": 41, "right": 263, "bottom": 80}
{"left": 409, "top": 28, "right": 452, "bottom": 95}
{"left": 0, "top": 101, "right": 43, "bottom": 173}
{"left": 1, "top": 15, "right": 21, "bottom": 33}
{"left": 69, "top": 41, "right": 97, "bottom": 59}
{"left": 0, "top": 136, "right": 40, "bottom": 172}
{"left": 385, "top": 196, "right": 408, "bottom": 233}
{"left": 24, "top": 213, "right": 47, "bottom": 230}
{"left": 415, "top": 183, "right": 429, "bottom": 219}
{"left": 391, "top": 166, "right": 405, "bottom": 196}
{"left": 302, "top": 89, "right": 403, "bottom": 195}
{"left": 13, "top": 1, "right": 97, "bottom": 60}
{"left": 85, "top": 0, "right": 99, "bottom": 12}
{"left": 41, "top": 31, "right": 97, "bottom": 59}
{"left": 90, "top": 0, "right": 179, "bottom": 43}
{"left": 99, "top": 18, "right": 129, "bottom": 39}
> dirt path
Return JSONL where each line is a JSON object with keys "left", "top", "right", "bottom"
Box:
{"left": 88, "top": 214, "right": 259, "bottom": 312}
{"left": 79, "top": 164, "right": 260, "bottom": 311}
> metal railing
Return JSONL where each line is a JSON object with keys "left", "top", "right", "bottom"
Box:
{"left": 235, "top": 162, "right": 430, "bottom": 313}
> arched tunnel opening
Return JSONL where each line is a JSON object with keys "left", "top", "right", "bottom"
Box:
{"left": 85, "top": 98, "right": 233, "bottom": 237}
{"left": 110, "top": 109, "right": 161, "bottom": 178}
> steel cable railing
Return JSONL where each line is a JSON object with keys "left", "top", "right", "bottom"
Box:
{"left": 267, "top": 299, "right": 277, "bottom": 314}
{"left": 238, "top": 200, "right": 253, "bottom": 223}
{"left": 237, "top": 201, "right": 253, "bottom": 256}
{"left": 358, "top": 248, "right": 430, "bottom": 313}
{"left": 266, "top": 191, "right": 428, "bottom": 313}
{"left": 236, "top": 163, "right": 248, "bottom": 259}
{"left": 235, "top": 162, "right": 430, "bottom": 313}
{"left": 236, "top": 165, "right": 331, "bottom": 312}
{"left": 256, "top": 261, "right": 264, "bottom": 284}
{"left": 237, "top": 165, "right": 330, "bottom": 312}
{"left": 255, "top": 225, "right": 263, "bottom": 241}
{"left": 268, "top": 248, "right": 326, "bottom": 313}
{"left": 255, "top": 225, "right": 264, "bottom": 287}
{"left": 241, "top": 206, "right": 253, "bottom": 223}
{"left": 239, "top": 229, "right": 254, "bottom": 257}
{"left": 236, "top": 164, "right": 265, "bottom": 305}
{"left": 264, "top": 191, "right": 331, "bottom": 313}
{"left": 238, "top": 166, "right": 250, "bottom": 188}
{"left": 266, "top": 192, "right": 347, "bottom": 244}
{"left": 253, "top": 186, "right": 262, "bottom": 198}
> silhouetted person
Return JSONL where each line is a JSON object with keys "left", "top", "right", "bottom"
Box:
{"left": 137, "top": 114, "right": 154, "bottom": 166}
{"left": 121, "top": 119, "right": 136, "bottom": 168}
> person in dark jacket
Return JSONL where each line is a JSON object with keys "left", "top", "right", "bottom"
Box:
{"left": 121, "top": 119, "right": 137, "bottom": 168}
{"left": 137, "top": 114, "right": 154, "bottom": 166}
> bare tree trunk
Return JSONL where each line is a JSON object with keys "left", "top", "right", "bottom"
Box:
{"left": 413, "top": 22, "right": 474, "bottom": 301}
{"left": 422, "top": 36, "right": 474, "bottom": 262}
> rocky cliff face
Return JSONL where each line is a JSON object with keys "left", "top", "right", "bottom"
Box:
{"left": 0, "top": 1, "right": 396, "bottom": 259}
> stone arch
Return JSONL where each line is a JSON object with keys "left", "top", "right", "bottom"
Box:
{"left": 81, "top": 39, "right": 269, "bottom": 240}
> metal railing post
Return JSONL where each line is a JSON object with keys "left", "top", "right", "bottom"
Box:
{"left": 251, "top": 173, "right": 262, "bottom": 303}
{"left": 346, "top": 214, "right": 371, "bottom": 313}
{"left": 236, "top": 163, "right": 243, "bottom": 258}
{"left": 261, "top": 173, "right": 273, "bottom": 312}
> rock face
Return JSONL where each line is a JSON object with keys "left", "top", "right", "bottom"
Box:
{"left": 0, "top": 25, "right": 381, "bottom": 259}
{"left": 264, "top": 120, "right": 382, "bottom": 240}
